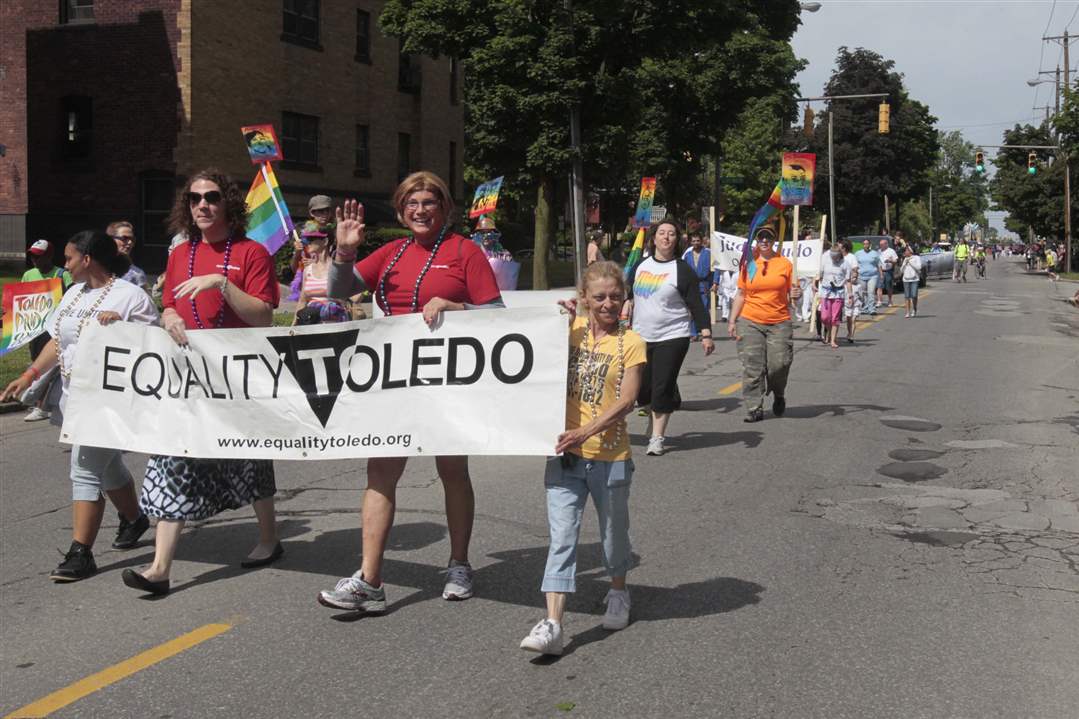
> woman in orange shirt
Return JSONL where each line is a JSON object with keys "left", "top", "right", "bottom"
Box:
{"left": 727, "top": 228, "right": 802, "bottom": 422}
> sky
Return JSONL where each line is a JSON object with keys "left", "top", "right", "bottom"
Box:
{"left": 791, "top": 0, "right": 1079, "bottom": 234}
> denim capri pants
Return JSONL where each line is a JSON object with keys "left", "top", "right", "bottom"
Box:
{"left": 541, "top": 454, "right": 633, "bottom": 593}
{"left": 70, "top": 445, "right": 135, "bottom": 502}
{"left": 903, "top": 281, "right": 919, "bottom": 300}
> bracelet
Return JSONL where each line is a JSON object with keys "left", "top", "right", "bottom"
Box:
{"left": 23, "top": 366, "right": 41, "bottom": 381}
{"left": 335, "top": 250, "right": 357, "bottom": 263}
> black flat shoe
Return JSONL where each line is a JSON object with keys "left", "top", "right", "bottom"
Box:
{"left": 743, "top": 409, "right": 764, "bottom": 423}
{"left": 240, "top": 542, "right": 284, "bottom": 569}
{"left": 122, "top": 568, "right": 170, "bottom": 596}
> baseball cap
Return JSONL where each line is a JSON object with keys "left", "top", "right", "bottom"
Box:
{"left": 308, "top": 195, "right": 332, "bottom": 212}
{"left": 29, "top": 239, "right": 50, "bottom": 255}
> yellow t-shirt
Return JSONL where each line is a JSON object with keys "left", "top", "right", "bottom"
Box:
{"left": 566, "top": 317, "right": 646, "bottom": 461}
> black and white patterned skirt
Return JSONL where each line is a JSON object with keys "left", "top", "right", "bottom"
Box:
{"left": 140, "top": 456, "right": 276, "bottom": 521}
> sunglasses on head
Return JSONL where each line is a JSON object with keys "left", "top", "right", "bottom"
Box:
{"left": 187, "top": 190, "right": 223, "bottom": 206}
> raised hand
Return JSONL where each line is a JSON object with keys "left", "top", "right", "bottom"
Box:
{"left": 335, "top": 199, "right": 366, "bottom": 254}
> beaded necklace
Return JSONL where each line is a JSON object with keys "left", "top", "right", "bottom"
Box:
{"left": 54, "top": 276, "right": 116, "bottom": 380}
{"left": 376, "top": 224, "right": 449, "bottom": 316}
{"left": 576, "top": 321, "right": 625, "bottom": 450}
{"left": 187, "top": 235, "right": 233, "bottom": 329}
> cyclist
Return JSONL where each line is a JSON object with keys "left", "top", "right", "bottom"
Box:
{"left": 974, "top": 245, "right": 987, "bottom": 278}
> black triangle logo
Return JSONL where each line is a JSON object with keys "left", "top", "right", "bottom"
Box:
{"left": 266, "top": 328, "right": 360, "bottom": 428}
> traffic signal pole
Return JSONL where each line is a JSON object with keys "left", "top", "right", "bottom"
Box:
{"left": 1045, "top": 30, "right": 1073, "bottom": 271}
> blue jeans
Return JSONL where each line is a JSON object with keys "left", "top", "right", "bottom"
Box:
{"left": 541, "top": 455, "right": 633, "bottom": 593}
{"left": 859, "top": 275, "right": 879, "bottom": 313}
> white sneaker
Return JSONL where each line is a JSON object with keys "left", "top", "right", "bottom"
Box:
{"left": 646, "top": 436, "right": 665, "bottom": 456}
{"left": 904, "top": 312, "right": 910, "bottom": 318}
{"left": 912, "top": 310, "right": 917, "bottom": 317}
{"left": 441, "top": 559, "right": 474, "bottom": 600}
{"left": 520, "top": 619, "right": 563, "bottom": 655}
{"left": 23, "top": 407, "right": 50, "bottom": 422}
{"left": 602, "top": 588, "right": 631, "bottom": 630}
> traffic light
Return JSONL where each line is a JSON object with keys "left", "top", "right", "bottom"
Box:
{"left": 878, "top": 102, "right": 890, "bottom": 134}
{"left": 1028, "top": 152, "right": 1038, "bottom": 175}
{"left": 975, "top": 150, "right": 985, "bottom": 173}
{"left": 803, "top": 106, "right": 815, "bottom": 138}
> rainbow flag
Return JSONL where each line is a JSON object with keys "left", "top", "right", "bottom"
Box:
{"left": 741, "top": 182, "right": 783, "bottom": 281}
{"left": 1, "top": 278, "right": 63, "bottom": 356}
{"left": 623, "top": 227, "right": 646, "bottom": 283}
{"left": 246, "top": 163, "right": 294, "bottom": 255}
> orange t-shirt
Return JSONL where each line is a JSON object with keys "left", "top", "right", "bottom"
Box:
{"left": 737, "top": 254, "right": 793, "bottom": 325}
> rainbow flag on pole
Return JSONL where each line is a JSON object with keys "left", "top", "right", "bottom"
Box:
{"left": 741, "top": 182, "right": 784, "bottom": 282}
{"left": 623, "top": 227, "right": 646, "bottom": 283}
{"left": 246, "top": 163, "right": 294, "bottom": 255}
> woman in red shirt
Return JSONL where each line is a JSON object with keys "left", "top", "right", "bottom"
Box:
{"left": 121, "top": 169, "right": 283, "bottom": 597}
{"left": 727, "top": 227, "right": 802, "bottom": 423}
{"left": 319, "top": 171, "right": 502, "bottom": 613}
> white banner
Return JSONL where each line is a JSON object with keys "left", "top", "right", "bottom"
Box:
{"left": 710, "top": 232, "right": 822, "bottom": 277}
{"left": 61, "top": 307, "right": 569, "bottom": 460}
{"left": 370, "top": 289, "right": 576, "bottom": 318}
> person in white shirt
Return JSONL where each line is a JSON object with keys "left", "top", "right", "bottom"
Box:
{"left": 899, "top": 245, "right": 923, "bottom": 317}
{"left": 712, "top": 267, "right": 738, "bottom": 321}
{"left": 878, "top": 238, "right": 899, "bottom": 307}
{"left": 840, "top": 239, "right": 860, "bottom": 343}
{"left": 1, "top": 230, "right": 159, "bottom": 583}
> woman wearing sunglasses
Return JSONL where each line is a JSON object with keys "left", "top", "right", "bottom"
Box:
{"left": 122, "top": 168, "right": 282, "bottom": 597}
{"left": 727, "top": 227, "right": 802, "bottom": 422}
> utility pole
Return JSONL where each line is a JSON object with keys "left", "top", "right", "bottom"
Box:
{"left": 1045, "top": 30, "right": 1073, "bottom": 271}
{"left": 796, "top": 93, "right": 889, "bottom": 246}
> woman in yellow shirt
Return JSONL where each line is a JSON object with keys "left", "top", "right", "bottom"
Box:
{"left": 519, "top": 261, "right": 646, "bottom": 656}
{"left": 728, "top": 228, "right": 802, "bottom": 422}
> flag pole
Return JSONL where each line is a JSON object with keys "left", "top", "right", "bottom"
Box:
{"left": 260, "top": 162, "right": 292, "bottom": 244}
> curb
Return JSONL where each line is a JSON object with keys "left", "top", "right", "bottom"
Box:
{"left": 0, "top": 401, "right": 25, "bottom": 415}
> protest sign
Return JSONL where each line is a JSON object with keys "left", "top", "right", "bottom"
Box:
{"left": 469, "top": 176, "right": 505, "bottom": 219}
{"left": 710, "top": 232, "right": 822, "bottom": 278}
{"left": 240, "top": 124, "right": 284, "bottom": 163}
{"left": 0, "top": 278, "right": 63, "bottom": 356}
{"left": 61, "top": 306, "right": 569, "bottom": 460}
{"left": 780, "top": 152, "right": 816, "bottom": 206}
{"left": 632, "top": 177, "right": 657, "bottom": 228}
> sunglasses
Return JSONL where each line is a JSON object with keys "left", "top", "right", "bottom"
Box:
{"left": 187, "top": 190, "right": 223, "bottom": 206}
{"left": 111, "top": 235, "right": 135, "bottom": 243}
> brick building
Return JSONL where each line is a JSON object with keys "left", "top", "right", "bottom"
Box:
{"left": 0, "top": 0, "right": 464, "bottom": 271}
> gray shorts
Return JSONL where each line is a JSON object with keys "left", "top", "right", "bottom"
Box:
{"left": 70, "top": 445, "right": 134, "bottom": 502}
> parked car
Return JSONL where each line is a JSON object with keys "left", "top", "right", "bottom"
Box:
{"left": 845, "top": 234, "right": 951, "bottom": 287}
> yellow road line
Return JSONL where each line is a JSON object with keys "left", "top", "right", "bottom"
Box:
{"left": 719, "top": 380, "right": 742, "bottom": 395}
{"left": 5, "top": 623, "right": 232, "bottom": 719}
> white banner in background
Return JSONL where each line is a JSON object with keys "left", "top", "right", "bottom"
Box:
{"left": 370, "top": 289, "right": 576, "bottom": 318}
{"left": 710, "top": 232, "right": 822, "bottom": 277}
{"left": 61, "top": 307, "right": 569, "bottom": 460}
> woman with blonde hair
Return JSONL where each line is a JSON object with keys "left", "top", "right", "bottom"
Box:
{"left": 520, "top": 261, "right": 646, "bottom": 655}
{"left": 321, "top": 171, "right": 503, "bottom": 613}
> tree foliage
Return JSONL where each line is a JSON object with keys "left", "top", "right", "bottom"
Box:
{"left": 989, "top": 123, "right": 1075, "bottom": 242}
{"left": 806, "top": 47, "right": 938, "bottom": 235}
{"left": 381, "top": 0, "right": 806, "bottom": 278}
{"left": 929, "top": 130, "right": 989, "bottom": 239}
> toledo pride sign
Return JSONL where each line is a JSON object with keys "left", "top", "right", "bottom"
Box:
{"left": 61, "top": 307, "right": 568, "bottom": 460}
{"left": 710, "top": 232, "right": 822, "bottom": 277}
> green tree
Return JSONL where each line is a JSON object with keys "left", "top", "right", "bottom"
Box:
{"left": 989, "top": 123, "right": 1075, "bottom": 247}
{"left": 929, "top": 130, "right": 989, "bottom": 239}
{"left": 807, "top": 47, "right": 938, "bottom": 235}
{"left": 381, "top": 0, "right": 804, "bottom": 287}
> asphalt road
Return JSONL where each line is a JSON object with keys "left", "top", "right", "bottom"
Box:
{"left": 2, "top": 257, "right": 1077, "bottom": 719}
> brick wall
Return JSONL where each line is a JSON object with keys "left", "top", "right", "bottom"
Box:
{"left": 188, "top": 0, "right": 464, "bottom": 225}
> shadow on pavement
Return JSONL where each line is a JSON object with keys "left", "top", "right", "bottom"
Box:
{"left": 630, "top": 431, "right": 763, "bottom": 450}
{"left": 782, "top": 403, "right": 894, "bottom": 420}
{"left": 679, "top": 397, "right": 741, "bottom": 413}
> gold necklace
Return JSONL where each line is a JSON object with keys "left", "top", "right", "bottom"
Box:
{"left": 54, "top": 276, "right": 116, "bottom": 380}
{"left": 576, "top": 322, "right": 625, "bottom": 451}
